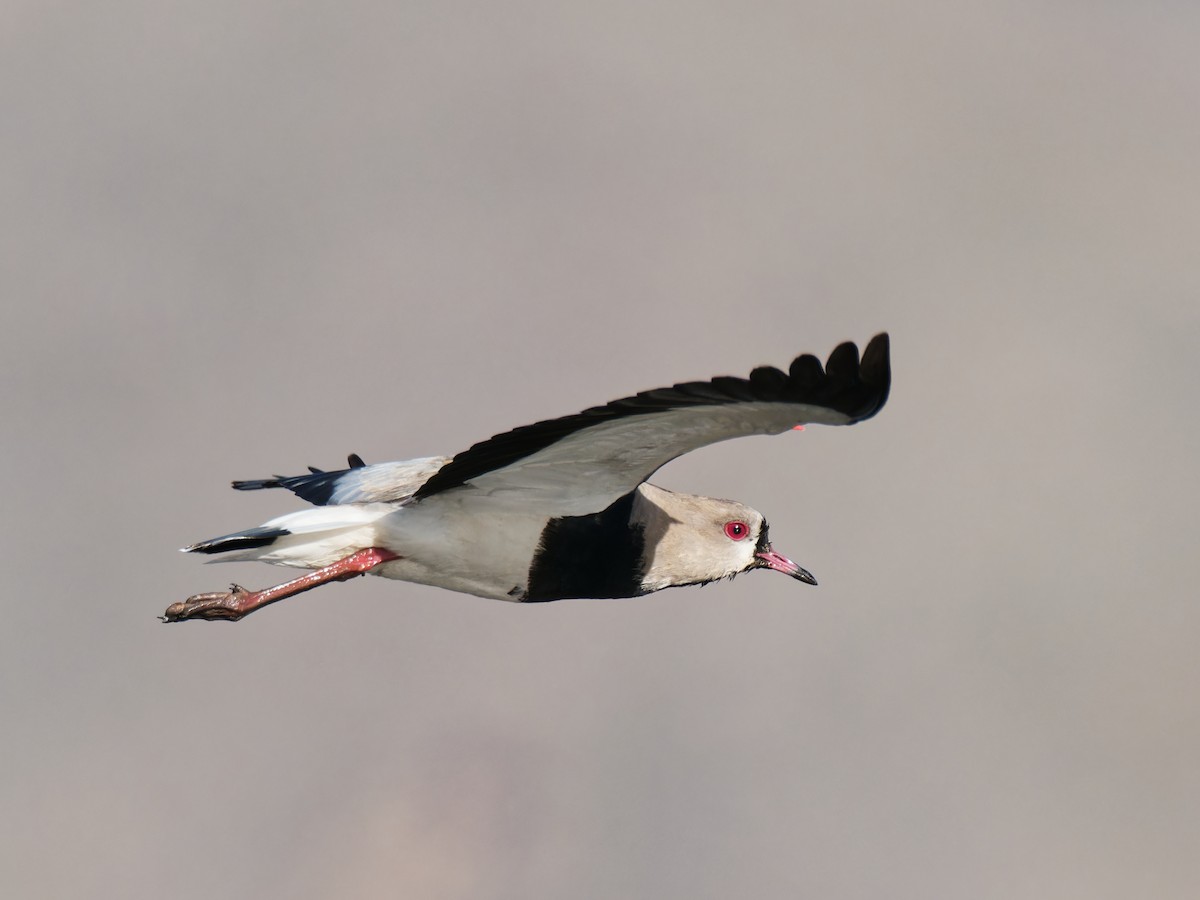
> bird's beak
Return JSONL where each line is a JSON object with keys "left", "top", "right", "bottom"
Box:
{"left": 755, "top": 547, "right": 818, "bottom": 585}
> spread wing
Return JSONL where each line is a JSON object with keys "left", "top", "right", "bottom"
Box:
{"left": 413, "top": 333, "right": 890, "bottom": 516}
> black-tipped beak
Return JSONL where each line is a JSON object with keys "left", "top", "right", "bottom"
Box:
{"left": 755, "top": 548, "right": 818, "bottom": 585}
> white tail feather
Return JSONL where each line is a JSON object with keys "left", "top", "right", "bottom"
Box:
{"left": 203, "top": 503, "right": 396, "bottom": 569}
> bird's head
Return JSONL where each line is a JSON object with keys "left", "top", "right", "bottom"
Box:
{"left": 635, "top": 486, "right": 816, "bottom": 591}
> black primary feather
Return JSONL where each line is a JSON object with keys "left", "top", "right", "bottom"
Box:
{"left": 415, "top": 334, "right": 890, "bottom": 500}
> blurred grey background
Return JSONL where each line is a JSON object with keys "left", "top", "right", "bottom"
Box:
{"left": 2, "top": 2, "right": 1198, "bottom": 898}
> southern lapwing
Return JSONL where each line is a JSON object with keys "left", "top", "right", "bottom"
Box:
{"left": 163, "top": 334, "right": 890, "bottom": 622}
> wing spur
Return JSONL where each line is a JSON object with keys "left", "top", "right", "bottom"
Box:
{"left": 413, "top": 333, "right": 890, "bottom": 514}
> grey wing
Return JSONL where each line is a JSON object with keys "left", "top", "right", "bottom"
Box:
{"left": 412, "top": 334, "right": 890, "bottom": 517}
{"left": 232, "top": 455, "right": 451, "bottom": 506}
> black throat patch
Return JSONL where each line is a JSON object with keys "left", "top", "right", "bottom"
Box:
{"left": 524, "top": 492, "right": 645, "bottom": 602}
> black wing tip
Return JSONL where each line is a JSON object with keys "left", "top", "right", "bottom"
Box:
{"left": 839, "top": 331, "right": 890, "bottom": 422}
{"left": 414, "top": 332, "right": 891, "bottom": 499}
{"left": 776, "top": 332, "right": 889, "bottom": 423}
{"left": 860, "top": 332, "right": 889, "bottom": 380}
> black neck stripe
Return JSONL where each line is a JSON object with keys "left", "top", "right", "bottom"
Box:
{"left": 524, "top": 492, "right": 645, "bottom": 601}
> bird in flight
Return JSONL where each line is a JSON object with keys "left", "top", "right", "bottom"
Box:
{"left": 163, "top": 334, "right": 889, "bottom": 622}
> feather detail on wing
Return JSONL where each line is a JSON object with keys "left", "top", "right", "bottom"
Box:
{"left": 412, "top": 333, "right": 889, "bottom": 514}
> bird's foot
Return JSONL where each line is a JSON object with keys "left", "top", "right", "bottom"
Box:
{"left": 163, "top": 548, "right": 401, "bottom": 623}
{"left": 161, "top": 584, "right": 254, "bottom": 623}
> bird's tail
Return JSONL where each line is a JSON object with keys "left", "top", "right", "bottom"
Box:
{"left": 182, "top": 503, "right": 396, "bottom": 570}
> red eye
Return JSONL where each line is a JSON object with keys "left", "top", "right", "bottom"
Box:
{"left": 724, "top": 521, "right": 750, "bottom": 541}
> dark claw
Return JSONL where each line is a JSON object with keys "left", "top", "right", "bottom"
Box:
{"left": 161, "top": 588, "right": 249, "bottom": 623}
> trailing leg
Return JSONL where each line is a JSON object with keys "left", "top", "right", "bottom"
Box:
{"left": 162, "top": 547, "right": 399, "bottom": 623}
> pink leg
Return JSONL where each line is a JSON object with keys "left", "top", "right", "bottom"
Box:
{"left": 162, "top": 547, "right": 400, "bottom": 623}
